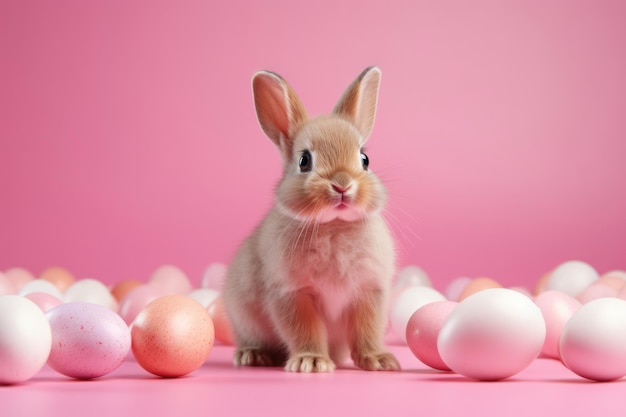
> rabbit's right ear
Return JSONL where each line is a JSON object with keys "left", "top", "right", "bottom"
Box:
{"left": 252, "top": 71, "right": 308, "bottom": 155}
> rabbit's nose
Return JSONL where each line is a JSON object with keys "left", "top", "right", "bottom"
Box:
{"left": 332, "top": 183, "right": 352, "bottom": 194}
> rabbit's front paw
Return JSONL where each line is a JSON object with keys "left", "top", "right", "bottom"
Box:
{"left": 285, "top": 353, "right": 336, "bottom": 373}
{"left": 234, "top": 348, "right": 275, "bottom": 367}
{"left": 354, "top": 351, "right": 401, "bottom": 371}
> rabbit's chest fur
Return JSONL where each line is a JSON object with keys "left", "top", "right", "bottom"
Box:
{"left": 262, "top": 209, "right": 394, "bottom": 320}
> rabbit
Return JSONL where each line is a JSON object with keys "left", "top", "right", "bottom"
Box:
{"left": 222, "top": 66, "right": 400, "bottom": 373}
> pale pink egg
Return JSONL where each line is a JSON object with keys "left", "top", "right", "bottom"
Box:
{"left": 40, "top": 266, "right": 75, "bottom": 292}
{"left": 131, "top": 295, "right": 215, "bottom": 377}
{"left": 390, "top": 286, "right": 446, "bottom": 343}
{"left": 596, "top": 272, "right": 626, "bottom": 292}
{"left": 149, "top": 265, "right": 192, "bottom": 295}
{"left": 577, "top": 283, "right": 618, "bottom": 304}
{"left": 24, "top": 292, "right": 64, "bottom": 312}
{"left": 0, "top": 272, "right": 17, "bottom": 295}
{"left": 406, "top": 300, "right": 457, "bottom": 370}
{"left": 18, "top": 279, "right": 64, "bottom": 300}
{"left": 188, "top": 288, "right": 220, "bottom": 308}
{"left": 118, "top": 284, "right": 167, "bottom": 325}
{"left": 438, "top": 288, "right": 546, "bottom": 381}
{"left": 457, "top": 277, "right": 501, "bottom": 301}
{"left": 207, "top": 296, "right": 235, "bottom": 345}
{"left": 64, "top": 279, "right": 117, "bottom": 310}
{"left": 0, "top": 295, "right": 52, "bottom": 384}
{"left": 394, "top": 265, "right": 432, "bottom": 288}
{"left": 443, "top": 277, "right": 472, "bottom": 301}
{"left": 534, "top": 290, "right": 581, "bottom": 359}
{"left": 560, "top": 298, "right": 626, "bottom": 381}
{"left": 46, "top": 302, "right": 131, "bottom": 379}
{"left": 201, "top": 263, "right": 228, "bottom": 291}
{"left": 4, "top": 267, "right": 35, "bottom": 292}
{"left": 545, "top": 260, "right": 598, "bottom": 297}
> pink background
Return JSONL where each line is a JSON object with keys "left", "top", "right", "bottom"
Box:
{"left": 1, "top": 0, "right": 625, "bottom": 289}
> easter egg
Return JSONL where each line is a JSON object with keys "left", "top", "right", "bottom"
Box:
{"left": 457, "top": 277, "right": 502, "bottom": 301}
{"left": 149, "top": 265, "right": 192, "bottom": 295}
{"left": 390, "top": 286, "right": 446, "bottom": 343}
{"left": 24, "top": 292, "right": 64, "bottom": 312}
{"left": 131, "top": 295, "right": 215, "bottom": 377}
{"left": 18, "top": 279, "right": 64, "bottom": 300}
{"left": 406, "top": 300, "right": 457, "bottom": 370}
{"left": 207, "top": 296, "right": 235, "bottom": 345}
{"left": 443, "top": 277, "right": 472, "bottom": 301}
{"left": 110, "top": 279, "right": 143, "bottom": 302}
{"left": 4, "top": 268, "right": 35, "bottom": 292}
{"left": 46, "top": 302, "right": 131, "bottom": 379}
{"left": 188, "top": 288, "right": 220, "bottom": 308}
{"left": 201, "top": 263, "right": 228, "bottom": 291}
{"left": 559, "top": 297, "right": 626, "bottom": 381}
{"left": 0, "top": 272, "right": 17, "bottom": 295}
{"left": 64, "top": 279, "right": 117, "bottom": 310}
{"left": 118, "top": 284, "right": 167, "bottom": 325}
{"left": 0, "top": 295, "right": 52, "bottom": 384}
{"left": 394, "top": 265, "right": 432, "bottom": 288}
{"left": 40, "top": 267, "right": 75, "bottom": 292}
{"left": 534, "top": 290, "right": 581, "bottom": 359}
{"left": 545, "top": 260, "right": 598, "bottom": 297}
{"left": 438, "top": 288, "right": 546, "bottom": 380}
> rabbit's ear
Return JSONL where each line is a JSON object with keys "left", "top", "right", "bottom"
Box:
{"left": 333, "top": 67, "right": 381, "bottom": 143}
{"left": 252, "top": 71, "right": 308, "bottom": 154}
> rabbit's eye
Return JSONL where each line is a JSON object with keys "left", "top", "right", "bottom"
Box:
{"left": 361, "top": 152, "right": 369, "bottom": 170}
{"left": 299, "top": 150, "right": 313, "bottom": 173}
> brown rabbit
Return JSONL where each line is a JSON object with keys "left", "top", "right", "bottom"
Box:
{"left": 222, "top": 67, "right": 399, "bottom": 372}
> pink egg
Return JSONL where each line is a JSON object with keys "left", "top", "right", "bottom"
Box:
{"left": 131, "top": 295, "right": 215, "bottom": 377}
{"left": 0, "top": 295, "right": 52, "bottom": 384}
{"left": 406, "top": 300, "right": 457, "bottom": 370}
{"left": 207, "top": 296, "right": 235, "bottom": 345}
{"left": 24, "top": 292, "right": 64, "bottom": 312}
{"left": 4, "top": 267, "right": 35, "bottom": 292}
{"left": 201, "top": 263, "right": 228, "bottom": 291}
{"left": 596, "top": 272, "right": 626, "bottom": 292}
{"left": 443, "top": 277, "right": 472, "bottom": 301}
{"left": 577, "top": 283, "right": 618, "bottom": 304}
{"left": 390, "top": 286, "right": 446, "bottom": 343}
{"left": 559, "top": 298, "right": 626, "bottom": 381}
{"left": 545, "top": 260, "right": 598, "bottom": 297}
{"left": 46, "top": 302, "right": 131, "bottom": 379}
{"left": 0, "top": 272, "right": 17, "bottom": 295}
{"left": 438, "top": 288, "right": 546, "bottom": 381}
{"left": 18, "top": 279, "right": 64, "bottom": 299}
{"left": 534, "top": 290, "right": 581, "bottom": 359}
{"left": 149, "top": 265, "right": 192, "bottom": 295}
{"left": 118, "top": 284, "right": 167, "bottom": 325}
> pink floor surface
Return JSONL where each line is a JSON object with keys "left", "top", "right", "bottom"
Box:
{"left": 2, "top": 344, "right": 625, "bottom": 417}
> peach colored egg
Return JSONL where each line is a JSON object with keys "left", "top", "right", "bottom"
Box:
{"left": 595, "top": 273, "right": 626, "bottom": 292}
{"left": 24, "top": 292, "right": 64, "bottom": 312}
{"left": 40, "top": 267, "right": 75, "bottom": 292}
{"left": 207, "top": 296, "right": 235, "bottom": 345}
{"left": 111, "top": 279, "right": 143, "bottom": 302}
{"left": 534, "top": 290, "right": 581, "bottom": 359}
{"left": 406, "top": 300, "right": 457, "bottom": 370}
{"left": 4, "top": 267, "right": 35, "bottom": 292}
{"left": 131, "top": 295, "right": 215, "bottom": 377}
{"left": 533, "top": 271, "right": 552, "bottom": 295}
{"left": 149, "top": 265, "right": 192, "bottom": 295}
{"left": 457, "top": 277, "right": 501, "bottom": 301}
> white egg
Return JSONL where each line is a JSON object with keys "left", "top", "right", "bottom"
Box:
{"left": 18, "top": 279, "right": 64, "bottom": 300}
{"left": 390, "top": 286, "right": 446, "bottom": 343}
{"left": 64, "top": 279, "right": 117, "bottom": 310}
{"left": 187, "top": 288, "right": 220, "bottom": 308}
{"left": 394, "top": 265, "right": 432, "bottom": 288}
{"left": 0, "top": 295, "right": 52, "bottom": 384}
{"left": 559, "top": 297, "right": 626, "bottom": 381}
{"left": 201, "top": 263, "right": 228, "bottom": 291}
{"left": 545, "top": 260, "right": 598, "bottom": 297}
{"left": 438, "top": 288, "right": 546, "bottom": 380}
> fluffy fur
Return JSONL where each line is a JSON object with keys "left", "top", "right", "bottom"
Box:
{"left": 223, "top": 67, "right": 400, "bottom": 372}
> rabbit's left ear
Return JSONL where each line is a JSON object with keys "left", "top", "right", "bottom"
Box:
{"left": 333, "top": 67, "right": 382, "bottom": 143}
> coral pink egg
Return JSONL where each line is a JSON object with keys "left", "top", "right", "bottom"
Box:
{"left": 534, "top": 290, "right": 581, "bottom": 359}
{"left": 207, "top": 296, "right": 235, "bottom": 345}
{"left": 131, "top": 295, "right": 215, "bottom": 377}
{"left": 0, "top": 272, "right": 17, "bottom": 295}
{"left": 46, "top": 302, "right": 131, "bottom": 379}
{"left": 438, "top": 288, "right": 546, "bottom": 381}
{"left": 406, "top": 300, "right": 457, "bottom": 370}
{"left": 559, "top": 298, "right": 626, "bottom": 381}
{"left": 24, "top": 292, "right": 64, "bottom": 312}
{"left": 457, "top": 277, "right": 501, "bottom": 301}
{"left": 149, "top": 265, "right": 192, "bottom": 295}
{"left": 118, "top": 284, "right": 167, "bottom": 325}
{"left": 40, "top": 267, "right": 75, "bottom": 292}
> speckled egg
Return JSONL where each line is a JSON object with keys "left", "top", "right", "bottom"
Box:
{"left": 131, "top": 295, "right": 215, "bottom": 377}
{"left": 46, "top": 302, "right": 131, "bottom": 379}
